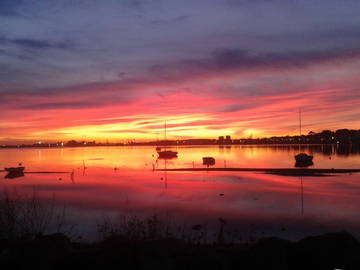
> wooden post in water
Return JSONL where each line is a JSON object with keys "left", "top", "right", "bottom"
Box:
{"left": 82, "top": 160, "right": 87, "bottom": 176}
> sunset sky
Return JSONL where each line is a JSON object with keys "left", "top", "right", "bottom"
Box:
{"left": 1, "top": 0, "right": 360, "bottom": 143}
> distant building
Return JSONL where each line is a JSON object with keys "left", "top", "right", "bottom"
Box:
{"left": 218, "top": 135, "right": 232, "bottom": 144}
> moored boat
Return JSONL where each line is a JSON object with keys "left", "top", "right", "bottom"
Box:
{"left": 203, "top": 157, "right": 215, "bottom": 167}
{"left": 5, "top": 166, "right": 25, "bottom": 173}
{"left": 156, "top": 121, "right": 178, "bottom": 159}
{"left": 295, "top": 153, "right": 314, "bottom": 167}
{"left": 295, "top": 153, "right": 313, "bottom": 163}
{"left": 158, "top": 150, "right": 178, "bottom": 159}
{"left": 294, "top": 109, "right": 313, "bottom": 167}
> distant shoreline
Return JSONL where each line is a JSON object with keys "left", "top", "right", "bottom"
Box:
{"left": 0, "top": 142, "right": 358, "bottom": 149}
{"left": 1, "top": 128, "right": 359, "bottom": 148}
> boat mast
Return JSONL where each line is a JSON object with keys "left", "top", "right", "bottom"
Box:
{"left": 164, "top": 121, "right": 167, "bottom": 150}
{"left": 299, "top": 108, "right": 302, "bottom": 136}
{"left": 298, "top": 108, "right": 301, "bottom": 152}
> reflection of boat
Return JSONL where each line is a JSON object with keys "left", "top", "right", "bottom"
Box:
{"left": 5, "top": 171, "right": 25, "bottom": 179}
{"left": 156, "top": 121, "right": 178, "bottom": 159}
{"left": 294, "top": 109, "right": 313, "bottom": 167}
{"left": 5, "top": 167, "right": 25, "bottom": 173}
{"left": 295, "top": 158, "right": 314, "bottom": 168}
{"left": 300, "top": 176, "right": 304, "bottom": 215}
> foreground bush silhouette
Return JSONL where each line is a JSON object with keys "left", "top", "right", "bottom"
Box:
{"left": 0, "top": 190, "right": 70, "bottom": 240}
{"left": 1, "top": 230, "right": 360, "bottom": 269}
{"left": 1, "top": 193, "right": 360, "bottom": 269}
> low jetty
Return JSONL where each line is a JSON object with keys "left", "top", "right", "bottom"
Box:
{"left": 156, "top": 167, "right": 360, "bottom": 176}
{"left": 25, "top": 171, "right": 70, "bottom": 174}
{"left": 0, "top": 170, "right": 70, "bottom": 174}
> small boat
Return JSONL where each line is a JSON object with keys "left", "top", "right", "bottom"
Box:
{"left": 295, "top": 153, "right": 313, "bottom": 163}
{"left": 295, "top": 153, "right": 314, "bottom": 167}
{"left": 158, "top": 150, "right": 178, "bottom": 159}
{"left": 5, "top": 167, "right": 25, "bottom": 173}
{"left": 203, "top": 157, "right": 215, "bottom": 167}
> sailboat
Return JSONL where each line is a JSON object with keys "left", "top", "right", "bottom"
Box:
{"left": 157, "top": 121, "right": 178, "bottom": 159}
{"left": 294, "top": 109, "right": 313, "bottom": 167}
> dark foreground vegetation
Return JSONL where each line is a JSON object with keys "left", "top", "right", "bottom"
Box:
{"left": 1, "top": 231, "right": 359, "bottom": 269}
{"left": 1, "top": 192, "right": 360, "bottom": 269}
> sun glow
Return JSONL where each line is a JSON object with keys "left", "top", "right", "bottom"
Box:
{"left": 242, "top": 129, "right": 263, "bottom": 138}
{"left": 29, "top": 114, "right": 236, "bottom": 142}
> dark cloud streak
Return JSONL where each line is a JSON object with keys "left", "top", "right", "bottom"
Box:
{"left": 0, "top": 36, "right": 74, "bottom": 50}
{"left": 2, "top": 45, "right": 360, "bottom": 113}
{"left": 160, "top": 47, "right": 360, "bottom": 76}
{"left": 21, "top": 101, "right": 100, "bottom": 110}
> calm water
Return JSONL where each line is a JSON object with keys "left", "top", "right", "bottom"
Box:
{"left": 1, "top": 145, "right": 360, "bottom": 241}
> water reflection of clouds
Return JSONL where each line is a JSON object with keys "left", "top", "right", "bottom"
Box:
{"left": 330, "top": 181, "right": 360, "bottom": 191}
{"left": 1, "top": 147, "right": 360, "bottom": 240}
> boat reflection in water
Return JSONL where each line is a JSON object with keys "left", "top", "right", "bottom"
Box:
{"left": 5, "top": 171, "right": 25, "bottom": 179}
{"left": 294, "top": 160, "right": 314, "bottom": 168}
{"left": 2, "top": 145, "right": 360, "bottom": 242}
